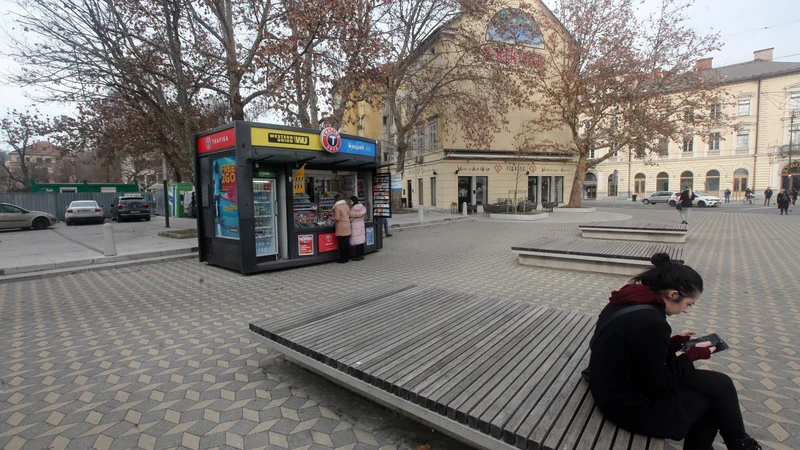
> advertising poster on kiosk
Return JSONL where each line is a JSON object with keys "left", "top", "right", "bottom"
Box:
{"left": 373, "top": 173, "right": 392, "bottom": 218}
{"left": 213, "top": 156, "right": 239, "bottom": 239}
{"left": 298, "top": 235, "right": 314, "bottom": 256}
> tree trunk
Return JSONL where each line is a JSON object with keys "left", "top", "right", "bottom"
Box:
{"left": 567, "top": 153, "right": 587, "bottom": 207}
{"left": 230, "top": 74, "right": 245, "bottom": 121}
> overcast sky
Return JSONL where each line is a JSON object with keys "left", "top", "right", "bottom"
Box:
{"left": 0, "top": 0, "right": 798, "bottom": 120}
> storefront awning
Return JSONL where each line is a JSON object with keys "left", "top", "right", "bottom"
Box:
{"left": 251, "top": 147, "right": 386, "bottom": 170}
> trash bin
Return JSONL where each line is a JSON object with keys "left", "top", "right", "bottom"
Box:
{"left": 632, "top": 194, "right": 638, "bottom": 202}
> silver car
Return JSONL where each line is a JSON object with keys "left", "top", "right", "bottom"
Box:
{"left": 0, "top": 203, "right": 58, "bottom": 230}
{"left": 641, "top": 191, "right": 674, "bottom": 205}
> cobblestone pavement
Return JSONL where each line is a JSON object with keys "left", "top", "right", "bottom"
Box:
{"left": 1, "top": 206, "right": 799, "bottom": 450}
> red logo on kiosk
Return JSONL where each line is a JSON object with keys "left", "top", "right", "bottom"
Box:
{"left": 318, "top": 233, "right": 338, "bottom": 253}
{"left": 197, "top": 128, "right": 236, "bottom": 154}
{"left": 320, "top": 127, "right": 341, "bottom": 153}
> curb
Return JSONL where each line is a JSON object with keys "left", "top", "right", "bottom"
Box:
{"left": 390, "top": 217, "right": 476, "bottom": 231}
{"left": 0, "top": 247, "right": 199, "bottom": 276}
{"left": 0, "top": 253, "right": 198, "bottom": 284}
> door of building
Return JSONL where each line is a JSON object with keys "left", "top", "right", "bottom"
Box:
{"left": 418, "top": 179, "right": 423, "bottom": 207}
{"left": 430, "top": 177, "right": 437, "bottom": 206}
{"left": 541, "top": 177, "right": 551, "bottom": 202}
{"left": 407, "top": 180, "right": 413, "bottom": 208}
{"left": 527, "top": 177, "right": 538, "bottom": 203}
{"left": 458, "top": 176, "right": 471, "bottom": 213}
{"left": 475, "top": 176, "right": 488, "bottom": 208}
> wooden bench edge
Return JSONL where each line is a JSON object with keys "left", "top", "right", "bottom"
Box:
{"left": 578, "top": 226, "right": 687, "bottom": 234}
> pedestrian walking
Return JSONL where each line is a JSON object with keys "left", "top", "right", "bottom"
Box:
{"left": 763, "top": 188, "right": 773, "bottom": 206}
{"left": 792, "top": 188, "right": 798, "bottom": 207}
{"left": 777, "top": 188, "right": 792, "bottom": 215}
{"left": 724, "top": 188, "right": 731, "bottom": 204}
{"left": 744, "top": 188, "right": 753, "bottom": 204}
{"left": 679, "top": 186, "right": 695, "bottom": 224}
{"left": 349, "top": 196, "right": 367, "bottom": 261}
{"left": 382, "top": 217, "right": 393, "bottom": 237}
{"left": 332, "top": 194, "right": 351, "bottom": 264}
{"left": 586, "top": 253, "right": 762, "bottom": 450}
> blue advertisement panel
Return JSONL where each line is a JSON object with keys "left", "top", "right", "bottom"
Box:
{"left": 366, "top": 227, "right": 374, "bottom": 246}
{"left": 339, "top": 138, "right": 376, "bottom": 157}
{"left": 213, "top": 156, "right": 239, "bottom": 239}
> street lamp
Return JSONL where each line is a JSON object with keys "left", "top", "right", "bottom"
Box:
{"left": 788, "top": 111, "right": 799, "bottom": 193}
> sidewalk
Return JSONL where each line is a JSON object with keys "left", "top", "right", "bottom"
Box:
{"left": 387, "top": 208, "right": 476, "bottom": 230}
{"left": 0, "top": 216, "right": 197, "bottom": 280}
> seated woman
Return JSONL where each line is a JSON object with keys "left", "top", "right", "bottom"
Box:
{"left": 588, "top": 253, "right": 761, "bottom": 450}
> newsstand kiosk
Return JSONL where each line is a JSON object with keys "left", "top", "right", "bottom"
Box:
{"left": 194, "top": 121, "right": 391, "bottom": 274}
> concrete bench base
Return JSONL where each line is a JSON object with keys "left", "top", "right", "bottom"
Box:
{"left": 514, "top": 250, "right": 654, "bottom": 276}
{"left": 489, "top": 213, "right": 549, "bottom": 221}
{"left": 580, "top": 228, "right": 687, "bottom": 243}
{"left": 554, "top": 207, "right": 596, "bottom": 213}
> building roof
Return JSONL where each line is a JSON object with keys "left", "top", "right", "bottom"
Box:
{"left": 706, "top": 59, "right": 800, "bottom": 84}
{"left": 24, "top": 141, "right": 61, "bottom": 156}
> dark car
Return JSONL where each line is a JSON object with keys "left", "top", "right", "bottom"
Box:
{"left": 112, "top": 195, "right": 151, "bottom": 222}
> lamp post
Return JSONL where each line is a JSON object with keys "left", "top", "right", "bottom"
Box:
{"left": 788, "top": 112, "right": 798, "bottom": 193}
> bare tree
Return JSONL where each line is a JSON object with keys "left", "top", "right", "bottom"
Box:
{"left": 0, "top": 109, "right": 54, "bottom": 191}
{"left": 515, "top": 0, "right": 731, "bottom": 207}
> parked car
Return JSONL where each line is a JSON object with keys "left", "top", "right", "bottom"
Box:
{"left": 668, "top": 191, "right": 721, "bottom": 207}
{"left": 65, "top": 200, "right": 105, "bottom": 225}
{"left": 112, "top": 195, "right": 151, "bottom": 222}
{"left": 641, "top": 191, "right": 674, "bottom": 205}
{"left": 0, "top": 203, "right": 58, "bottom": 230}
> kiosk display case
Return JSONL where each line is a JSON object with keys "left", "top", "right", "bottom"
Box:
{"left": 195, "top": 122, "right": 388, "bottom": 274}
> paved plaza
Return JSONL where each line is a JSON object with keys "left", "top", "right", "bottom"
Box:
{"left": 1, "top": 206, "right": 799, "bottom": 450}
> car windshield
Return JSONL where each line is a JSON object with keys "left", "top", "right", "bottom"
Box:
{"left": 71, "top": 201, "right": 97, "bottom": 207}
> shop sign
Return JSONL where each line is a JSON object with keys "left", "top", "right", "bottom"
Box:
{"left": 340, "top": 138, "right": 376, "bottom": 157}
{"left": 454, "top": 164, "right": 572, "bottom": 174}
{"left": 783, "top": 161, "right": 800, "bottom": 175}
{"left": 318, "top": 233, "right": 338, "bottom": 253}
{"left": 366, "top": 228, "right": 374, "bottom": 246}
{"left": 320, "top": 127, "right": 342, "bottom": 153}
{"left": 198, "top": 128, "right": 235, "bottom": 154}
{"left": 212, "top": 155, "right": 239, "bottom": 239}
{"left": 391, "top": 173, "right": 403, "bottom": 191}
{"left": 298, "top": 234, "right": 314, "bottom": 256}
{"left": 251, "top": 127, "right": 321, "bottom": 151}
{"left": 254, "top": 170, "right": 276, "bottom": 178}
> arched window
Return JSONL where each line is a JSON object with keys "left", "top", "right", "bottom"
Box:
{"left": 634, "top": 173, "right": 646, "bottom": 195}
{"left": 584, "top": 172, "right": 597, "bottom": 182}
{"left": 782, "top": 162, "right": 800, "bottom": 191}
{"left": 608, "top": 174, "right": 618, "bottom": 197}
{"left": 486, "top": 8, "right": 544, "bottom": 48}
{"left": 705, "top": 170, "right": 720, "bottom": 196}
{"left": 656, "top": 172, "right": 670, "bottom": 191}
{"left": 680, "top": 171, "right": 694, "bottom": 190}
{"left": 733, "top": 168, "right": 749, "bottom": 195}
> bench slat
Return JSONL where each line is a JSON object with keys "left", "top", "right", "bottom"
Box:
{"left": 512, "top": 238, "right": 685, "bottom": 263}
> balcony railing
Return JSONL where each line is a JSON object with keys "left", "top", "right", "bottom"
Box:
{"left": 735, "top": 148, "right": 750, "bottom": 155}
{"left": 707, "top": 150, "right": 720, "bottom": 156}
{"left": 681, "top": 151, "right": 694, "bottom": 158}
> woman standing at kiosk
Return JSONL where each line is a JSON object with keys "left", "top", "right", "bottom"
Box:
{"left": 333, "top": 194, "right": 352, "bottom": 263}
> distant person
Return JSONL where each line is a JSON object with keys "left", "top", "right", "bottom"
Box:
{"left": 679, "top": 186, "right": 696, "bottom": 225}
{"left": 587, "top": 253, "right": 762, "bottom": 450}
{"left": 349, "top": 196, "right": 367, "bottom": 261}
{"left": 724, "top": 188, "right": 731, "bottom": 204}
{"left": 792, "top": 188, "right": 798, "bottom": 207}
{"left": 382, "top": 217, "right": 392, "bottom": 237}
{"left": 777, "top": 188, "right": 791, "bottom": 215}
{"left": 332, "top": 194, "right": 351, "bottom": 264}
{"left": 744, "top": 188, "right": 753, "bottom": 204}
{"left": 763, "top": 188, "right": 773, "bottom": 206}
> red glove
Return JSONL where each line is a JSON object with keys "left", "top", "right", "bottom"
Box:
{"left": 669, "top": 334, "right": 691, "bottom": 351}
{"left": 685, "top": 346, "right": 712, "bottom": 361}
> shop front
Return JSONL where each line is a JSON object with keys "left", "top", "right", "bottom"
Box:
{"left": 195, "top": 122, "right": 389, "bottom": 274}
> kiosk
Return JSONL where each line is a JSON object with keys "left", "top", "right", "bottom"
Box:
{"left": 195, "top": 121, "right": 390, "bottom": 274}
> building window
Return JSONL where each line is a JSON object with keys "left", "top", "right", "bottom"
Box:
{"left": 733, "top": 168, "right": 749, "bottom": 194}
{"left": 680, "top": 171, "right": 694, "bottom": 190}
{"left": 705, "top": 170, "right": 720, "bottom": 195}
{"left": 656, "top": 172, "right": 669, "bottom": 191}
{"left": 738, "top": 99, "right": 750, "bottom": 117}
{"left": 710, "top": 104, "right": 722, "bottom": 119}
{"left": 607, "top": 174, "right": 618, "bottom": 197}
{"left": 45, "top": 158, "right": 51, "bottom": 163}
{"left": 587, "top": 149, "right": 595, "bottom": 159}
{"left": 430, "top": 177, "right": 436, "bottom": 206}
{"left": 790, "top": 92, "right": 800, "bottom": 112}
{"left": 382, "top": 115, "right": 388, "bottom": 126}
{"left": 634, "top": 173, "right": 646, "bottom": 195}
{"left": 427, "top": 119, "right": 437, "bottom": 152}
{"left": 684, "top": 108, "right": 694, "bottom": 123}
{"left": 658, "top": 137, "right": 669, "bottom": 155}
{"left": 709, "top": 133, "right": 721, "bottom": 151}
{"left": 682, "top": 136, "right": 694, "bottom": 153}
{"left": 736, "top": 130, "right": 749, "bottom": 149}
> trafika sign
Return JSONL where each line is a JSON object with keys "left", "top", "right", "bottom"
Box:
{"left": 320, "top": 127, "right": 342, "bottom": 153}
{"left": 197, "top": 128, "right": 235, "bottom": 154}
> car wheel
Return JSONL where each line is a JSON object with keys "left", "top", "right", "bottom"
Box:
{"left": 66, "top": 220, "right": 71, "bottom": 226}
{"left": 32, "top": 218, "right": 50, "bottom": 230}
{"left": 145, "top": 217, "right": 151, "bottom": 222}
{"left": 698, "top": 201, "right": 706, "bottom": 207}
{"left": 642, "top": 199, "right": 651, "bottom": 205}
{"left": 668, "top": 200, "right": 676, "bottom": 207}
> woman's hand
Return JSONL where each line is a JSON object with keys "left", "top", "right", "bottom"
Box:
{"left": 669, "top": 331, "right": 696, "bottom": 351}
{"left": 685, "top": 341, "right": 716, "bottom": 361}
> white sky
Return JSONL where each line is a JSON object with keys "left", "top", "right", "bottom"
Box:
{"left": 0, "top": 0, "right": 798, "bottom": 120}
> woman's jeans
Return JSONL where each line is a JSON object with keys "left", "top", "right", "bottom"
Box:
{"left": 680, "top": 206, "right": 691, "bottom": 223}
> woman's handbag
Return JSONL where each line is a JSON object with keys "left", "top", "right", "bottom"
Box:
{"left": 676, "top": 204, "right": 682, "bottom": 211}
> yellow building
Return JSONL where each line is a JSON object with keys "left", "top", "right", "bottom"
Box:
{"left": 343, "top": 2, "right": 577, "bottom": 211}
{"left": 594, "top": 48, "right": 800, "bottom": 200}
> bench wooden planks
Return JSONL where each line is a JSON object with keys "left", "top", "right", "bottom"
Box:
{"left": 249, "top": 284, "right": 662, "bottom": 450}
{"left": 512, "top": 237, "right": 684, "bottom": 263}
{"left": 579, "top": 221, "right": 687, "bottom": 232}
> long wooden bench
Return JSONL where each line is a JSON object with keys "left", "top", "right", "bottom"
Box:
{"left": 579, "top": 222, "right": 687, "bottom": 243}
{"left": 512, "top": 238, "right": 684, "bottom": 276}
{"left": 249, "top": 284, "right": 664, "bottom": 450}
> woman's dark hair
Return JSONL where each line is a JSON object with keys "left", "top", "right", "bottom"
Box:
{"left": 630, "top": 253, "right": 703, "bottom": 298}
{"left": 350, "top": 196, "right": 359, "bottom": 205}
{"left": 334, "top": 193, "right": 344, "bottom": 201}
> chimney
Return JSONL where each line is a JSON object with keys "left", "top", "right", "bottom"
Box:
{"left": 695, "top": 57, "right": 713, "bottom": 70}
{"left": 754, "top": 48, "right": 773, "bottom": 61}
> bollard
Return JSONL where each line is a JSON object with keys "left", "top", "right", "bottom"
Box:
{"left": 462, "top": 202, "right": 468, "bottom": 217}
{"left": 418, "top": 204, "right": 424, "bottom": 222}
{"left": 103, "top": 222, "right": 117, "bottom": 256}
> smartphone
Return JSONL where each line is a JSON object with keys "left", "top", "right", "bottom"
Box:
{"left": 681, "top": 333, "right": 729, "bottom": 353}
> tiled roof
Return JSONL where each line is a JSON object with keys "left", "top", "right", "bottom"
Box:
{"left": 705, "top": 60, "right": 800, "bottom": 84}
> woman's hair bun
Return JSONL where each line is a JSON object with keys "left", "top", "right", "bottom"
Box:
{"left": 650, "top": 252, "right": 671, "bottom": 268}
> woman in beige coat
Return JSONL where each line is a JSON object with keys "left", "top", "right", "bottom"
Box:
{"left": 332, "top": 194, "right": 352, "bottom": 263}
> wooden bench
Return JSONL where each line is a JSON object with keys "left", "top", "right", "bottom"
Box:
{"left": 249, "top": 284, "right": 664, "bottom": 450}
{"left": 512, "top": 238, "right": 684, "bottom": 276}
{"left": 579, "top": 222, "right": 688, "bottom": 243}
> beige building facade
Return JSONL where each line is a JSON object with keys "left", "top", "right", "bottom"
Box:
{"left": 593, "top": 49, "right": 800, "bottom": 201}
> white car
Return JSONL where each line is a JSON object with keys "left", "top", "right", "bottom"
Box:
{"left": 65, "top": 200, "right": 105, "bottom": 225}
{"left": 668, "top": 191, "right": 720, "bottom": 207}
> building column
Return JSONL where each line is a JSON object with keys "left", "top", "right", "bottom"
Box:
{"left": 549, "top": 176, "right": 555, "bottom": 202}
{"left": 536, "top": 176, "right": 543, "bottom": 211}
